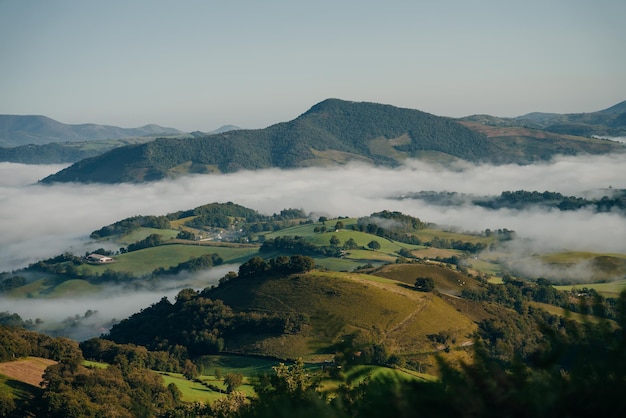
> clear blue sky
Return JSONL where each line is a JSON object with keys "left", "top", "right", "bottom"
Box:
{"left": 1, "top": 0, "right": 625, "bottom": 131}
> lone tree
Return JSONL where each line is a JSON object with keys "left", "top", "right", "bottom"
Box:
{"left": 344, "top": 238, "right": 358, "bottom": 250}
{"left": 415, "top": 277, "right": 435, "bottom": 292}
{"left": 367, "top": 240, "right": 381, "bottom": 250}
{"left": 330, "top": 235, "right": 341, "bottom": 247}
{"left": 182, "top": 359, "right": 199, "bottom": 380}
{"left": 224, "top": 373, "right": 244, "bottom": 393}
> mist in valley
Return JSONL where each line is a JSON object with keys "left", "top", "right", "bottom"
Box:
{"left": 1, "top": 153, "right": 625, "bottom": 339}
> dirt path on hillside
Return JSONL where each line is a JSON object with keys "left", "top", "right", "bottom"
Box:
{"left": 0, "top": 357, "right": 56, "bottom": 387}
{"left": 349, "top": 276, "right": 432, "bottom": 336}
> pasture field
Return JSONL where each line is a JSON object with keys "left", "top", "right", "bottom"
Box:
{"left": 373, "top": 263, "right": 482, "bottom": 295}
{"left": 116, "top": 227, "right": 181, "bottom": 245}
{"left": 208, "top": 269, "right": 477, "bottom": 365}
{"left": 159, "top": 356, "right": 433, "bottom": 404}
{"left": 197, "top": 354, "right": 279, "bottom": 377}
{"left": 158, "top": 371, "right": 255, "bottom": 403}
{"left": 555, "top": 279, "right": 626, "bottom": 298}
{"left": 528, "top": 302, "right": 615, "bottom": 324}
{"left": 465, "top": 257, "right": 502, "bottom": 276}
{"left": 0, "top": 372, "right": 41, "bottom": 414}
{"left": 312, "top": 256, "right": 378, "bottom": 272}
{"left": 0, "top": 357, "right": 56, "bottom": 387}
{"left": 305, "top": 229, "right": 422, "bottom": 255}
{"left": 5, "top": 277, "right": 101, "bottom": 299}
{"left": 82, "top": 244, "right": 257, "bottom": 275}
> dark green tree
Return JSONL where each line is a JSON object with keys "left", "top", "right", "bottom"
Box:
{"left": 344, "top": 238, "right": 358, "bottom": 250}
{"left": 224, "top": 373, "right": 244, "bottom": 393}
{"left": 367, "top": 240, "right": 381, "bottom": 250}
{"left": 415, "top": 277, "right": 435, "bottom": 292}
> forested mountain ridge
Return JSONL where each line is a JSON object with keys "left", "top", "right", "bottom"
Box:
{"left": 0, "top": 114, "right": 184, "bottom": 147}
{"left": 41, "top": 99, "right": 499, "bottom": 183}
{"left": 41, "top": 99, "right": 626, "bottom": 184}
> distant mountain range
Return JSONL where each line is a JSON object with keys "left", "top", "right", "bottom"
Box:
{"left": 461, "top": 100, "right": 626, "bottom": 137}
{"left": 0, "top": 115, "right": 185, "bottom": 147}
{"left": 40, "top": 98, "right": 625, "bottom": 184}
{"left": 0, "top": 116, "right": 242, "bottom": 164}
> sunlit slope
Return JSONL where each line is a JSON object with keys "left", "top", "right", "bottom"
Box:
{"left": 204, "top": 269, "right": 477, "bottom": 360}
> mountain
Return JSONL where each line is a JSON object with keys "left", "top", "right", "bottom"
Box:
{"left": 512, "top": 100, "right": 626, "bottom": 137}
{"left": 39, "top": 99, "right": 511, "bottom": 183}
{"left": 41, "top": 98, "right": 625, "bottom": 184}
{"left": 0, "top": 114, "right": 184, "bottom": 147}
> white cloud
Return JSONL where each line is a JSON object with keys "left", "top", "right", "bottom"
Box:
{"left": 2, "top": 154, "right": 626, "bottom": 339}
{"left": 1, "top": 154, "right": 626, "bottom": 271}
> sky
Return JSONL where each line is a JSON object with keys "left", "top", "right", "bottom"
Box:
{"left": 1, "top": 0, "right": 625, "bottom": 131}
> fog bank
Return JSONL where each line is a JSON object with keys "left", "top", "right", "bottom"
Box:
{"left": 2, "top": 154, "right": 626, "bottom": 339}
{"left": 2, "top": 154, "right": 625, "bottom": 271}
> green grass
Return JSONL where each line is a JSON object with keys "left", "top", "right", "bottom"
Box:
{"left": 555, "top": 279, "right": 626, "bottom": 298}
{"left": 529, "top": 302, "right": 615, "bottom": 324}
{"left": 374, "top": 263, "right": 482, "bottom": 295}
{"left": 5, "top": 277, "right": 102, "bottom": 299}
{"left": 197, "top": 354, "right": 279, "bottom": 377}
{"left": 83, "top": 360, "right": 109, "bottom": 369}
{"left": 158, "top": 371, "right": 255, "bottom": 403}
{"left": 207, "top": 269, "right": 477, "bottom": 361}
{"left": 116, "top": 227, "right": 181, "bottom": 245}
{"left": 82, "top": 244, "right": 258, "bottom": 275}
{"left": 0, "top": 373, "right": 41, "bottom": 412}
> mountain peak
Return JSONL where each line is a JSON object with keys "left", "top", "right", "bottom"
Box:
{"left": 598, "top": 100, "right": 626, "bottom": 115}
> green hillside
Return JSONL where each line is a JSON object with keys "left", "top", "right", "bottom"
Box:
{"left": 41, "top": 98, "right": 625, "bottom": 184}
{"left": 40, "top": 99, "right": 499, "bottom": 183}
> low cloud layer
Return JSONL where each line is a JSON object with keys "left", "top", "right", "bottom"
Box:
{"left": 0, "top": 264, "right": 237, "bottom": 340}
{"left": 1, "top": 153, "right": 625, "bottom": 271}
{"left": 1, "top": 154, "right": 626, "bottom": 339}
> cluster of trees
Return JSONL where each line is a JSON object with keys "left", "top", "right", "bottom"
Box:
{"left": 89, "top": 202, "right": 309, "bottom": 243}
{"left": 80, "top": 338, "right": 182, "bottom": 373}
{"left": 462, "top": 276, "right": 619, "bottom": 321}
{"left": 404, "top": 189, "right": 626, "bottom": 216}
{"left": 0, "top": 275, "right": 25, "bottom": 292}
{"left": 153, "top": 253, "right": 224, "bottom": 276}
{"left": 105, "top": 289, "right": 302, "bottom": 358}
{"left": 6, "top": 306, "right": 626, "bottom": 418}
{"left": 167, "top": 301, "right": 626, "bottom": 418}
{"left": 351, "top": 211, "right": 436, "bottom": 247}
{"left": 173, "top": 203, "right": 307, "bottom": 234}
{"left": 90, "top": 215, "right": 171, "bottom": 239}
{"left": 475, "top": 189, "right": 626, "bottom": 215}
{"left": 231, "top": 255, "right": 316, "bottom": 280}
{"left": 40, "top": 357, "right": 181, "bottom": 418}
{"left": 106, "top": 256, "right": 315, "bottom": 356}
{"left": 0, "top": 324, "right": 79, "bottom": 362}
{"left": 123, "top": 233, "right": 164, "bottom": 253}
{"left": 260, "top": 236, "right": 343, "bottom": 257}
{"left": 427, "top": 237, "right": 488, "bottom": 253}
